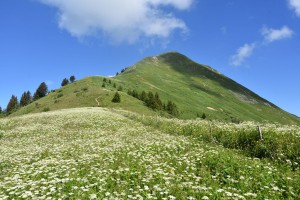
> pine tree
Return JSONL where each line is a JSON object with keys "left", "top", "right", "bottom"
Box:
{"left": 102, "top": 83, "right": 106, "bottom": 87}
{"left": 70, "top": 75, "right": 75, "bottom": 83}
{"left": 109, "top": 80, "right": 112, "bottom": 84}
{"left": 113, "top": 83, "right": 116, "bottom": 88}
{"left": 166, "top": 100, "right": 179, "bottom": 116}
{"left": 202, "top": 113, "right": 206, "bottom": 119}
{"left": 140, "top": 91, "right": 147, "bottom": 102}
{"left": 154, "top": 92, "right": 163, "bottom": 110}
{"left": 132, "top": 89, "right": 138, "bottom": 98}
{"left": 103, "top": 78, "right": 107, "bottom": 82}
{"left": 6, "top": 95, "right": 19, "bottom": 114}
{"left": 146, "top": 92, "right": 156, "bottom": 109}
{"left": 112, "top": 92, "right": 121, "bottom": 103}
{"left": 33, "top": 82, "right": 48, "bottom": 101}
{"left": 20, "top": 91, "right": 32, "bottom": 107}
{"left": 0, "top": 106, "right": 2, "bottom": 114}
{"left": 61, "top": 78, "right": 69, "bottom": 87}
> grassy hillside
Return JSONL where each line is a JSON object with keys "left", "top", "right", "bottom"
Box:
{"left": 1, "top": 108, "right": 299, "bottom": 199}
{"left": 115, "top": 52, "right": 299, "bottom": 124}
{"left": 12, "top": 76, "right": 156, "bottom": 116}
{"left": 13, "top": 52, "right": 300, "bottom": 124}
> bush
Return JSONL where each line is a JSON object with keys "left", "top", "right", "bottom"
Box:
{"left": 112, "top": 92, "right": 121, "bottom": 103}
{"left": 43, "top": 107, "right": 50, "bottom": 112}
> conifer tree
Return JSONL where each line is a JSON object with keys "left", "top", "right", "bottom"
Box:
{"left": 113, "top": 83, "right": 116, "bottom": 88}
{"left": 61, "top": 78, "right": 69, "bottom": 87}
{"left": 154, "top": 92, "right": 163, "bottom": 110}
{"left": 103, "top": 78, "right": 107, "bottom": 82}
{"left": 112, "top": 92, "right": 121, "bottom": 103}
{"left": 109, "top": 80, "right": 112, "bottom": 84}
{"left": 166, "top": 100, "right": 179, "bottom": 116}
{"left": 202, "top": 113, "right": 206, "bottom": 119}
{"left": 70, "top": 75, "right": 75, "bottom": 83}
{"left": 140, "top": 91, "right": 147, "bottom": 102}
{"left": 6, "top": 95, "right": 19, "bottom": 114}
{"left": 33, "top": 82, "right": 48, "bottom": 101}
{"left": 0, "top": 106, "right": 2, "bottom": 114}
{"left": 102, "top": 83, "right": 106, "bottom": 87}
{"left": 146, "top": 92, "right": 156, "bottom": 109}
{"left": 20, "top": 91, "right": 32, "bottom": 107}
{"left": 132, "top": 89, "right": 138, "bottom": 98}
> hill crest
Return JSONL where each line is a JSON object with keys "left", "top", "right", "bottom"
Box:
{"left": 12, "top": 52, "right": 300, "bottom": 124}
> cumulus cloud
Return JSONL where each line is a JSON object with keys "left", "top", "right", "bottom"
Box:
{"left": 289, "top": 0, "right": 300, "bottom": 16}
{"left": 230, "top": 43, "right": 256, "bottom": 66}
{"left": 261, "top": 26, "right": 294, "bottom": 43}
{"left": 38, "top": 0, "right": 193, "bottom": 43}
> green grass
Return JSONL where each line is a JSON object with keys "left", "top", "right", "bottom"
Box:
{"left": 13, "top": 77, "right": 156, "bottom": 117}
{"left": 12, "top": 52, "right": 300, "bottom": 125}
{"left": 1, "top": 107, "right": 299, "bottom": 199}
{"left": 114, "top": 52, "right": 299, "bottom": 124}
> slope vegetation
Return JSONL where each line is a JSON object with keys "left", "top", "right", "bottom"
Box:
{"left": 1, "top": 108, "right": 299, "bottom": 199}
{"left": 13, "top": 52, "right": 299, "bottom": 124}
{"left": 115, "top": 52, "right": 299, "bottom": 124}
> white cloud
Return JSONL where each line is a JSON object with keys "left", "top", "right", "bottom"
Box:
{"left": 261, "top": 26, "right": 294, "bottom": 43}
{"left": 289, "top": 0, "right": 300, "bottom": 16}
{"left": 38, "top": 0, "right": 193, "bottom": 44}
{"left": 230, "top": 43, "right": 256, "bottom": 66}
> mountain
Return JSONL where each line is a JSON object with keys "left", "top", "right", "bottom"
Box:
{"left": 13, "top": 52, "right": 300, "bottom": 124}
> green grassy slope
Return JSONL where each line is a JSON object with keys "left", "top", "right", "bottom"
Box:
{"left": 114, "top": 52, "right": 299, "bottom": 124}
{"left": 13, "top": 76, "right": 156, "bottom": 116}
{"left": 13, "top": 52, "right": 299, "bottom": 124}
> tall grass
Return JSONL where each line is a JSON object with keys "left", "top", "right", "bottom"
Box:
{"left": 120, "top": 110, "right": 300, "bottom": 170}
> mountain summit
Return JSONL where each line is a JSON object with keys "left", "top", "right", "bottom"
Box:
{"left": 14, "top": 52, "right": 299, "bottom": 124}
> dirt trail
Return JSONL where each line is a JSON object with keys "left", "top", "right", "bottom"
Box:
{"left": 95, "top": 96, "right": 101, "bottom": 106}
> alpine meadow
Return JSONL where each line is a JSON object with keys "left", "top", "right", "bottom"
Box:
{"left": 1, "top": 52, "right": 300, "bottom": 199}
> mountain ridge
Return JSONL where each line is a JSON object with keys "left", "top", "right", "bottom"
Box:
{"left": 12, "top": 51, "right": 300, "bottom": 124}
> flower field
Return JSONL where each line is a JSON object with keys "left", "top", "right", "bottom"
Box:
{"left": 0, "top": 108, "right": 299, "bottom": 199}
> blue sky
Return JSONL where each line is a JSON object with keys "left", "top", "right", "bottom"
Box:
{"left": 1, "top": 0, "right": 300, "bottom": 117}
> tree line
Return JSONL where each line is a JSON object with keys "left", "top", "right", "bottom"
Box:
{"left": 127, "top": 89, "right": 179, "bottom": 116}
{"left": 1, "top": 76, "right": 75, "bottom": 116}
{"left": 102, "top": 78, "right": 179, "bottom": 117}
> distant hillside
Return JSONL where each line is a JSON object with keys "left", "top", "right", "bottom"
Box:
{"left": 13, "top": 52, "right": 300, "bottom": 124}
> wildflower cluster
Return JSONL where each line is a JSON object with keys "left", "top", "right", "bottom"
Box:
{"left": 0, "top": 108, "right": 299, "bottom": 199}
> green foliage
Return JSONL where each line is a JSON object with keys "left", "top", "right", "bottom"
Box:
{"left": 6, "top": 95, "right": 19, "bottom": 114}
{"left": 112, "top": 92, "right": 121, "bottom": 103}
{"left": 108, "top": 80, "right": 112, "bottom": 84}
{"left": 33, "top": 82, "right": 48, "bottom": 101}
{"left": 202, "top": 113, "right": 206, "bottom": 119}
{"left": 20, "top": 91, "right": 32, "bottom": 107}
{"left": 117, "top": 86, "right": 123, "bottom": 91}
{"left": 139, "top": 91, "right": 147, "bottom": 102}
{"left": 81, "top": 87, "right": 88, "bottom": 92}
{"left": 61, "top": 78, "right": 69, "bottom": 87}
{"left": 70, "top": 75, "right": 76, "bottom": 83}
{"left": 57, "top": 93, "right": 64, "bottom": 98}
{"left": 102, "top": 83, "right": 106, "bottom": 88}
{"left": 166, "top": 100, "right": 179, "bottom": 116}
{"left": 113, "top": 83, "right": 116, "bottom": 88}
{"left": 0, "top": 106, "right": 2, "bottom": 114}
{"left": 42, "top": 107, "right": 50, "bottom": 112}
{"left": 103, "top": 78, "right": 107, "bottom": 82}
